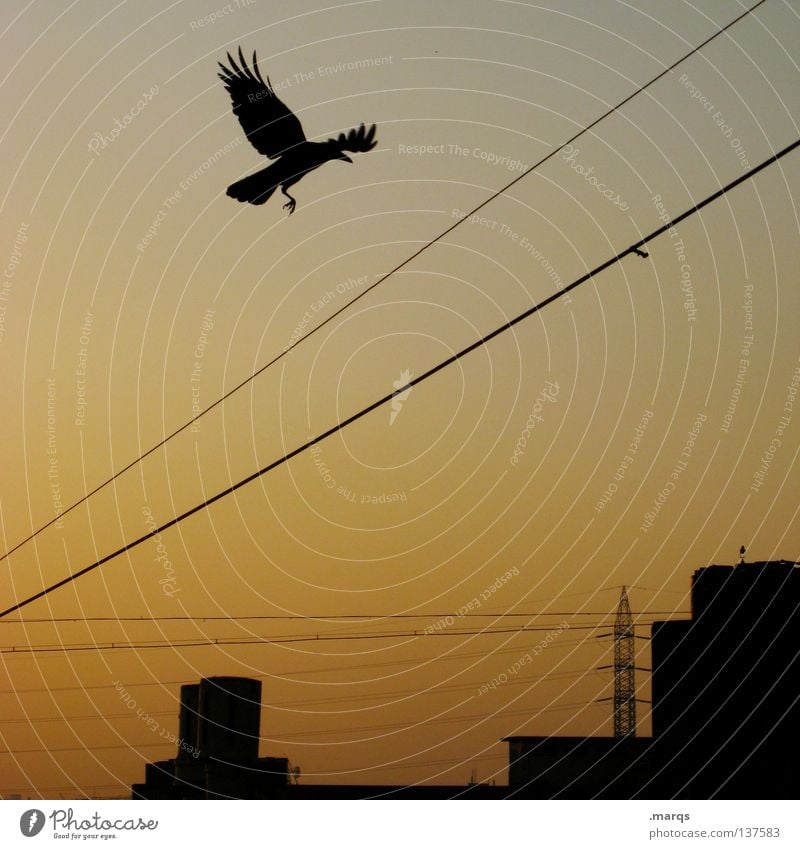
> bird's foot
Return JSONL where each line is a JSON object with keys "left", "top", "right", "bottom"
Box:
{"left": 282, "top": 198, "right": 296, "bottom": 215}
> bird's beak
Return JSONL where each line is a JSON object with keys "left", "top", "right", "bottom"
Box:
{"left": 340, "top": 154, "right": 353, "bottom": 163}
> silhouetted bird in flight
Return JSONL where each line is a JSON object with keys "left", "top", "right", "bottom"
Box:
{"left": 218, "top": 48, "right": 378, "bottom": 214}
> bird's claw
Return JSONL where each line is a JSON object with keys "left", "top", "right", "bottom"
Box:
{"left": 283, "top": 199, "right": 296, "bottom": 215}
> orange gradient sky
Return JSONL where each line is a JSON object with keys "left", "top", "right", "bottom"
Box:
{"left": 1, "top": 0, "right": 799, "bottom": 796}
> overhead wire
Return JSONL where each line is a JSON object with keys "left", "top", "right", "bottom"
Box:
{"left": 0, "top": 0, "right": 769, "bottom": 568}
{"left": 2, "top": 128, "right": 797, "bottom": 621}
{"left": 0, "top": 666, "right": 605, "bottom": 724}
{"left": 0, "top": 610, "right": 689, "bottom": 624}
{"left": 0, "top": 621, "right": 648, "bottom": 652}
{"left": 0, "top": 634, "right": 615, "bottom": 694}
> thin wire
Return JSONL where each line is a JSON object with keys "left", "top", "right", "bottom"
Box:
{"left": 2, "top": 131, "right": 797, "bottom": 621}
{"left": 0, "top": 638, "right": 606, "bottom": 693}
{"left": 0, "top": 610, "right": 689, "bottom": 623}
{"left": 0, "top": 0, "right": 770, "bottom": 567}
{"left": 0, "top": 622, "right": 637, "bottom": 652}
{"left": 268, "top": 701, "right": 601, "bottom": 740}
{"left": 0, "top": 668, "right": 599, "bottom": 722}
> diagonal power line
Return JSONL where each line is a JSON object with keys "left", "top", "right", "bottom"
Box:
{"left": 2, "top": 132, "right": 798, "bottom": 620}
{"left": 0, "top": 0, "right": 770, "bottom": 566}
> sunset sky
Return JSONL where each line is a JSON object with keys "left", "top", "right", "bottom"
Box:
{"left": 1, "top": 0, "right": 799, "bottom": 797}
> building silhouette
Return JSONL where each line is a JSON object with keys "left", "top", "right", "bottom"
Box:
{"left": 133, "top": 560, "right": 799, "bottom": 799}
{"left": 647, "top": 559, "right": 800, "bottom": 798}
{"left": 132, "top": 675, "right": 500, "bottom": 799}
{"left": 506, "top": 559, "right": 800, "bottom": 798}
{"left": 504, "top": 735, "right": 651, "bottom": 798}
{"left": 132, "top": 676, "right": 289, "bottom": 799}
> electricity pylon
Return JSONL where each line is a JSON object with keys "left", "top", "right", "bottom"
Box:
{"left": 613, "top": 586, "right": 636, "bottom": 737}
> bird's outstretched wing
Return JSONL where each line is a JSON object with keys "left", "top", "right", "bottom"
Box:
{"left": 335, "top": 123, "right": 378, "bottom": 153}
{"left": 218, "top": 48, "right": 306, "bottom": 159}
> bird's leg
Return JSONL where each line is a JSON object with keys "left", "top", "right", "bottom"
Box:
{"left": 281, "top": 185, "right": 297, "bottom": 215}
{"left": 280, "top": 173, "right": 306, "bottom": 215}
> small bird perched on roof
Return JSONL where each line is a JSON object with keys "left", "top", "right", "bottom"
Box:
{"left": 218, "top": 47, "right": 378, "bottom": 214}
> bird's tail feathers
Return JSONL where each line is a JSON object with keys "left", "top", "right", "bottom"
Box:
{"left": 334, "top": 123, "right": 377, "bottom": 154}
{"left": 226, "top": 167, "right": 277, "bottom": 205}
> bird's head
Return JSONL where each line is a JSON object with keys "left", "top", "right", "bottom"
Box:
{"left": 337, "top": 152, "right": 353, "bottom": 164}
